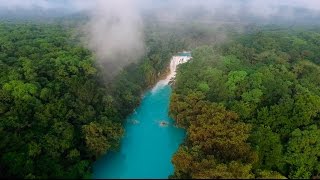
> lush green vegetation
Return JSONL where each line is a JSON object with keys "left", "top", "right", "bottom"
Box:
{"left": 106, "top": 24, "right": 185, "bottom": 118}
{"left": 0, "top": 22, "right": 124, "bottom": 179}
{"left": 170, "top": 27, "right": 320, "bottom": 179}
{"left": 2, "top": 18, "right": 320, "bottom": 179}
{"left": 0, "top": 21, "right": 184, "bottom": 179}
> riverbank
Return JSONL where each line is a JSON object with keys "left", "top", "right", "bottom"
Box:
{"left": 93, "top": 79, "right": 186, "bottom": 179}
{"left": 93, "top": 52, "right": 192, "bottom": 179}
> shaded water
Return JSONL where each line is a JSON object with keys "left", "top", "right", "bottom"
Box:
{"left": 177, "top": 52, "right": 191, "bottom": 57}
{"left": 93, "top": 85, "right": 186, "bottom": 179}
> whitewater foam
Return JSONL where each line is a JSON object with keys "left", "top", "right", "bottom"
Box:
{"left": 151, "top": 54, "right": 191, "bottom": 93}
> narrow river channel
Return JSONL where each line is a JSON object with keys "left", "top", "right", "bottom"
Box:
{"left": 93, "top": 53, "right": 191, "bottom": 179}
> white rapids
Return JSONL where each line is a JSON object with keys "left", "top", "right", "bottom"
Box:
{"left": 152, "top": 53, "right": 192, "bottom": 92}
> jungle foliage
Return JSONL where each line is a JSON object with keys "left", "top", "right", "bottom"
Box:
{"left": 0, "top": 21, "right": 184, "bottom": 179}
{"left": 170, "top": 28, "right": 320, "bottom": 179}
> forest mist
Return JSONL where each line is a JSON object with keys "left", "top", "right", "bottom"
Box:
{"left": 1, "top": 0, "right": 320, "bottom": 76}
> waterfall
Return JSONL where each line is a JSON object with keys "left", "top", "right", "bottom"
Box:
{"left": 151, "top": 55, "right": 191, "bottom": 93}
{"left": 94, "top": 53, "right": 191, "bottom": 179}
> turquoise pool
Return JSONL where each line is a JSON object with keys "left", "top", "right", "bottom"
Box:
{"left": 177, "top": 52, "right": 191, "bottom": 57}
{"left": 93, "top": 85, "right": 186, "bottom": 179}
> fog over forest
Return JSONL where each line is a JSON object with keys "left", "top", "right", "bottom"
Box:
{"left": 1, "top": 1, "right": 320, "bottom": 179}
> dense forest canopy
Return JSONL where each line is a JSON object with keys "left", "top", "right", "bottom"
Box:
{"left": 0, "top": 22, "right": 126, "bottom": 179}
{"left": 0, "top": 21, "right": 185, "bottom": 178}
{"left": 170, "top": 27, "right": 320, "bottom": 179}
{"left": 1, "top": 3, "right": 320, "bottom": 178}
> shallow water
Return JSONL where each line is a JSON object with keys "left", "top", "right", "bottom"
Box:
{"left": 177, "top": 52, "right": 191, "bottom": 57}
{"left": 93, "top": 85, "right": 186, "bottom": 179}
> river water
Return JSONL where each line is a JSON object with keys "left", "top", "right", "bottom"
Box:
{"left": 93, "top": 54, "right": 191, "bottom": 179}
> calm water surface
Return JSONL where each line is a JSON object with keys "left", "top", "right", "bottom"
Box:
{"left": 93, "top": 85, "right": 186, "bottom": 179}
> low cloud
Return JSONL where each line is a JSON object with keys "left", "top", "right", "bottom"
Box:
{"left": 80, "top": 0, "right": 145, "bottom": 76}
{"left": 1, "top": 0, "right": 320, "bottom": 76}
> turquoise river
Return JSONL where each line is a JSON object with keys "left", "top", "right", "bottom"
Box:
{"left": 93, "top": 82, "right": 186, "bottom": 179}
